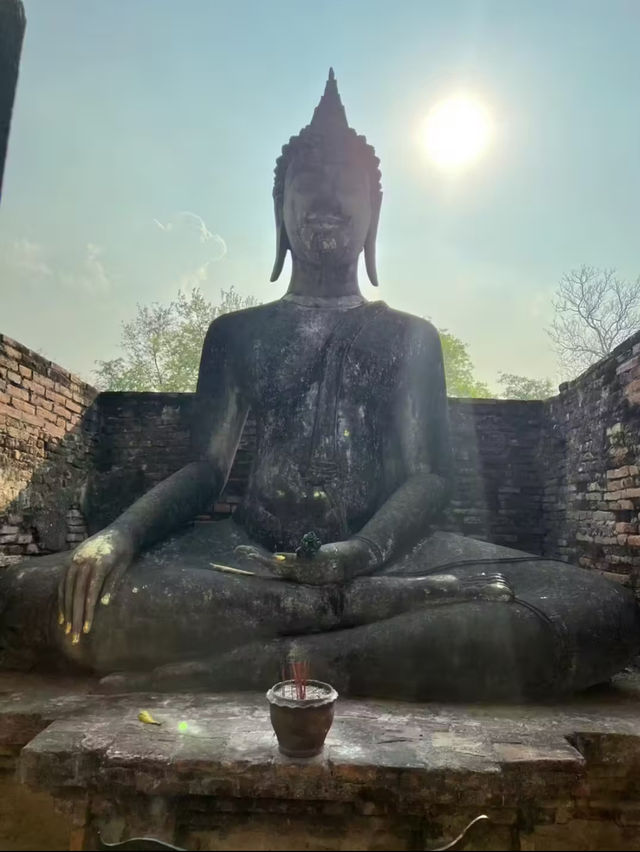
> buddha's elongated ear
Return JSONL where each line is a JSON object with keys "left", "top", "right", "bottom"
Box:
{"left": 364, "top": 193, "right": 382, "bottom": 287}
{"left": 270, "top": 202, "right": 290, "bottom": 282}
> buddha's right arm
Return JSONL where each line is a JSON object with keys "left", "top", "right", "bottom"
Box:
{"left": 107, "top": 458, "right": 226, "bottom": 554}
{"left": 60, "top": 315, "right": 248, "bottom": 639}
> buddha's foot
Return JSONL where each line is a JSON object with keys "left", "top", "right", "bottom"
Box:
{"left": 423, "top": 572, "right": 514, "bottom": 604}
{"left": 459, "top": 572, "right": 514, "bottom": 602}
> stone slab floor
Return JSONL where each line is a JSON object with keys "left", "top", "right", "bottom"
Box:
{"left": 2, "top": 670, "right": 640, "bottom": 850}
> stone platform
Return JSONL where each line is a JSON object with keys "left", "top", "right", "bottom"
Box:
{"left": 2, "top": 673, "right": 640, "bottom": 850}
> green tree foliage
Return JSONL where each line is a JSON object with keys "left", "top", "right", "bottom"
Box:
{"left": 94, "top": 286, "right": 258, "bottom": 392}
{"left": 497, "top": 373, "right": 555, "bottom": 400}
{"left": 438, "top": 330, "right": 491, "bottom": 398}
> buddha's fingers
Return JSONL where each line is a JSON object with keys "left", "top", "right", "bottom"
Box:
{"left": 99, "top": 561, "right": 130, "bottom": 608}
{"left": 270, "top": 553, "right": 300, "bottom": 574}
{"left": 72, "top": 563, "right": 91, "bottom": 642}
{"left": 57, "top": 564, "right": 67, "bottom": 627}
{"left": 83, "top": 567, "right": 108, "bottom": 635}
{"left": 234, "top": 545, "right": 278, "bottom": 568}
{"left": 63, "top": 559, "right": 79, "bottom": 635}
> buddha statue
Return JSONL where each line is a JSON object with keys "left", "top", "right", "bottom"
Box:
{"left": 1, "top": 71, "right": 638, "bottom": 701}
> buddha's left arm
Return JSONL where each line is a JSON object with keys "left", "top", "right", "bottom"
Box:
{"left": 345, "top": 322, "right": 453, "bottom": 577}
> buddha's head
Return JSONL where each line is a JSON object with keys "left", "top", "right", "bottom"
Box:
{"left": 271, "top": 69, "right": 382, "bottom": 287}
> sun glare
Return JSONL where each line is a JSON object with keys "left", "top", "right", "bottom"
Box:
{"left": 422, "top": 95, "right": 493, "bottom": 170}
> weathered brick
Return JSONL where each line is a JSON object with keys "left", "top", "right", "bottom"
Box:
{"left": 0, "top": 354, "right": 19, "bottom": 372}
{"left": 1, "top": 343, "right": 23, "bottom": 360}
{"left": 54, "top": 382, "right": 72, "bottom": 399}
{"left": 10, "top": 398, "right": 36, "bottom": 416}
{"left": 43, "top": 423, "right": 65, "bottom": 440}
{"left": 65, "top": 399, "right": 84, "bottom": 415}
{"left": 45, "top": 389, "right": 69, "bottom": 408}
{"left": 39, "top": 408, "right": 58, "bottom": 424}
{"left": 9, "top": 385, "right": 29, "bottom": 403}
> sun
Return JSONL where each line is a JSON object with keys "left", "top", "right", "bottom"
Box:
{"left": 422, "top": 95, "right": 493, "bottom": 170}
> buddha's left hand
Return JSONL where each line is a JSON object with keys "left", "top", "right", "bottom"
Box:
{"left": 234, "top": 539, "right": 372, "bottom": 584}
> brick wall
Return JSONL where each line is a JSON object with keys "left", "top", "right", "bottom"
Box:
{"left": 542, "top": 330, "right": 640, "bottom": 586}
{"left": 0, "top": 334, "right": 97, "bottom": 563}
{"left": 444, "top": 398, "right": 546, "bottom": 554}
{"left": 85, "top": 392, "right": 254, "bottom": 533}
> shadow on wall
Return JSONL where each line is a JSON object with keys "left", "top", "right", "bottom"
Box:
{"left": 444, "top": 398, "right": 548, "bottom": 554}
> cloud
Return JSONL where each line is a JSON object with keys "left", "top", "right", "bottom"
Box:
{"left": 153, "top": 210, "right": 227, "bottom": 258}
{"left": 7, "top": 238, "right": 53, "bottom": 278}
{"left": 4, "top": 238, "right": 114, "bottom": 296}
{"left": 177, "top": 260, "right": 215, "bottom": 290}
{"left": 59, "top": 243, "right": 112, "bottom": 295}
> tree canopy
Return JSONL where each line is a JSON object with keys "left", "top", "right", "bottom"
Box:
{"left": 94, "top": 287, "right": 258, "bottom": 392}
{"left": 497, "top": 373, "right": 555, "bottom": 400}
{"left": 438, "top": 331, "right": 490, "bottom": 398}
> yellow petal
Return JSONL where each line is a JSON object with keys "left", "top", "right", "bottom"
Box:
{"left": 138, "top": 710, "right": 162, "bottom": 726}
{"left": 275, "top": 554, "right": 286, "bottom": 561}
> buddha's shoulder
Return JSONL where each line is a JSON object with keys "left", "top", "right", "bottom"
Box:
{"left": 204, "top": 300, "right": 282, "bottom": 339}
{"left": 371, "top": 303, "right": 441, "bottom": 348}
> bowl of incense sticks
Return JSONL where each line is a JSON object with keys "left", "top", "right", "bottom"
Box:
{"left": 266, "top": 658, "right": 337, "bottom": 758}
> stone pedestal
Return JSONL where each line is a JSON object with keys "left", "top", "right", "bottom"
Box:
{"left": 2, "top": 671, "right": 640, "bottom": 850}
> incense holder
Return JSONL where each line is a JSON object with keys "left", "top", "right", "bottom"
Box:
{"left": 266, "top": 680, "right": 338, "bottom": 758}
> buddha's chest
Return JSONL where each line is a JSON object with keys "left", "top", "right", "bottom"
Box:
{"left": 244, "top": 312, "right": 400, "bottom": 417}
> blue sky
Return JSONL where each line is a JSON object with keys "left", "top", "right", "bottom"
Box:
{"left": 2, "top": 0, "right": 639, "bottom": 389}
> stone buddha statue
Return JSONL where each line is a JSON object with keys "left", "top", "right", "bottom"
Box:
{"left": 1, "top": 71, "right": 638, "bottom": 701}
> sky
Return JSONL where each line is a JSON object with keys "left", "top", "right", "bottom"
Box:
{"left": 1, "top": 0, "right": 639, "bottom": 390}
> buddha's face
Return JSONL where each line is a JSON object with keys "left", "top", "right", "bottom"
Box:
{"left": 283, "top": 152, "right": 372, "bottom": 267}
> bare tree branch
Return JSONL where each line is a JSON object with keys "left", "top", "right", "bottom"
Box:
{"left": 546, "top": 265, "right": 640, "bottom": 379}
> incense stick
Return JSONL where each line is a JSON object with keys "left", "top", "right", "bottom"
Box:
{"left": 209, "top": 563, "right": 257, "bottom": 577}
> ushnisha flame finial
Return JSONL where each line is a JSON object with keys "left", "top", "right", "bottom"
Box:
{"left": 307, "top": 67, "right": 350, "bottom": 139}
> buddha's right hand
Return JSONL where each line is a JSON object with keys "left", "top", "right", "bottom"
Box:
{"left": 57, "top": 527, "right": 134, "bottom": 643}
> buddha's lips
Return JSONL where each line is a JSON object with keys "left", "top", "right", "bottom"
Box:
{"left": 304, "top": 214, "right": 348, "bottom": 230}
